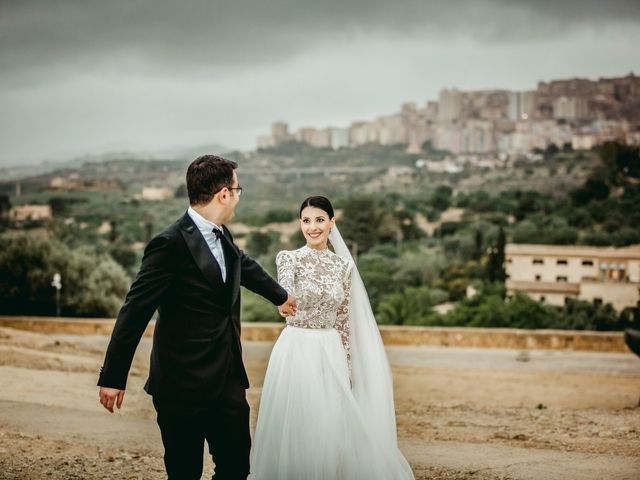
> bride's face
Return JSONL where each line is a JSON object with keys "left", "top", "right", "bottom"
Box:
{"left": 300, "top": 206, "right": 334, "bottom": 250}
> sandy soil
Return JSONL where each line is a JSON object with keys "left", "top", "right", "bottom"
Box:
{"left": 0, "top": 326, "right": 639, "bottom": 479}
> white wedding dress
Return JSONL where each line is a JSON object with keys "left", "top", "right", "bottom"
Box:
{"left": 251, "top": 241, "right": 414, "bottom": 480}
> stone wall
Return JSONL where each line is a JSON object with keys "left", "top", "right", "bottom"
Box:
{"left": 0, "top": 316, "right": 628, "bottom": 352}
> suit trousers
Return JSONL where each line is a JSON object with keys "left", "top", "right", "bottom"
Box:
{"left": 152, "top": 369, "right": 251, "bottom": 480}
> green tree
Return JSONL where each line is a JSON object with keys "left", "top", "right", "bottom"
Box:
{"left": 545, "top": 143, "right": 560, "bottom": 158}
{"left": 48, "top": 197, "right": 67, "bottom": 217}
{"left": 107, "top": 243, "right": 138, "bottom": 274}
{"left": 505, "top": 293, "right": 554, "bottom": 329}
{"left": 472, "top": 230, "right": 483, "bottom": 261}
{"left": 444, "top": 285, "right": 557, "bottom": 329}
{"left": 429, "top": 185, "right": 453, "bottom": 212}
{"left": 376, "top": 286, "right": 443, "bottom": 325}
{"left": 339, "top": 197, "right": 384, "bottom": 254}
{"left": 0, "top": 194, "right": 10, "bottom": 217}
{"left": 357, "top": 251, "right": 398, "bottom": 310}
{"left": 264, "top": 208, "right": 296, "bottom": 224}
{"left": 174, "top": 184, "right": 188, "bottom": 198}
{"left": 241, "top": 289, "right": 282, "bottom": 323}
{"left": 392, "top": 246, "right": 449, "bottom": 288}
{"left": 486, "top": 226, "right": 506, "bottom": 284}
{"left": 246, "top": 231, "right": 272, "bottom": 256}
{"left": 421, "top": 140, "right": 450, "bottom": 157}
{"left": 455, "top": 190, "right": 493, "bottom": 212}
{"left": 0, "top": 232, "right": 130, "bottom": 317}
{"left": 599, "top": 141, "right": 640, "bottom": 181}
{"left": 558, "top": 298, "right": 621, "bottom": 331}
{"left": 434, "top": 261, "right": 479, "bottom": 301}
{"left": 570, "top": 174, "right": 610, "bottom": 206}
{"left": 109, "top": 219, "right": 118, "bottom": 243}
{"left": 143, "top": 217, "right": 154, "bottom": 243}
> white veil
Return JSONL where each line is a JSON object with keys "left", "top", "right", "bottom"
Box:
{"left": 329, "top": 225, "right": 400, "bottom": 446}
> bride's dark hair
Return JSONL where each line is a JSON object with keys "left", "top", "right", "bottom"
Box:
{"left": 299, "top": 196, "right": 334, "bottom": 218}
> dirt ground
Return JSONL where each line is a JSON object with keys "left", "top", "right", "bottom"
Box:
{"left": 0, "top": 326, "right": 639, "bottom": 479}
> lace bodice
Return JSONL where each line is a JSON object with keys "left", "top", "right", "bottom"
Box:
{"left": 276, "top": 246, "right": 353, "bottom": 364}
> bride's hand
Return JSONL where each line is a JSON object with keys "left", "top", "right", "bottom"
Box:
{"left": 278, "top": 294, "right": 297, "bottom": 317}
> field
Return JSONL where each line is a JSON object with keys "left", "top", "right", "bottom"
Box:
{"left": 0, "top": 326, "right": 639, "bottom": 479}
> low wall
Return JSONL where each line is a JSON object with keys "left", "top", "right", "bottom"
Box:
{"left": 0, "top": 316, "right": 629, "bottom": 353}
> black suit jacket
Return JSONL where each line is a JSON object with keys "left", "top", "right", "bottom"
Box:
{"left": 98, "top": 212, "right": 288, "bottom": 401}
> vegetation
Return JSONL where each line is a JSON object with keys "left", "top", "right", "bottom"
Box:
{"left": 1, "top": 142, "right": 638, "bottom": 329}
{"left": 0, "top": 232, "right": 129, "bottom": 317}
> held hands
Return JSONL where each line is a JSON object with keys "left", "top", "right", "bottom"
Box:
{"left": 99, "top": 387, "right": 125, "bottom": 413}
{"left": 278, "top": 294, "right": 297, "bottom": 317}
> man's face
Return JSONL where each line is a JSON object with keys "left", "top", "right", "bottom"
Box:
{"left": 225, "top": 171, "right": 241, "bottom": 222}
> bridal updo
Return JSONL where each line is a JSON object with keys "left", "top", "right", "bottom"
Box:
{"left": 299, "top": 196, "right": 334, "bottom": 219}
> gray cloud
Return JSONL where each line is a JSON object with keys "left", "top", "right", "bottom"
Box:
{"left": 0, "top": 0, "right": 638, "bottom": 165}
{"left": 2, "top": 0, "right": 639, "bottom": 82}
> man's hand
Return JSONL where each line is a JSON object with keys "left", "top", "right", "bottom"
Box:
{"left": 278, "top": 294, "right": 297, "bottom": 317}
{"left": 99, "top": 387, "right": 125, "bottom": 413}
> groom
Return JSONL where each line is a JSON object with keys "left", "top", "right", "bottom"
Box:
{"left": 98, "top": 154, "right": 296, "bottom": 479}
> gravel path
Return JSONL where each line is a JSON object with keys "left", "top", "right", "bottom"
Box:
{"left": 1, "top": 327, "right": 639, "bottom": 479}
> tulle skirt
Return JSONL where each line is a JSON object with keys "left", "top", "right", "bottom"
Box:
{"left": 251, "top": 326, "right": 414, "bottom": 480}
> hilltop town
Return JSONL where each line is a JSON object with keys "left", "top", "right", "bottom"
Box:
{"left": 258, "top": 73, "right": 640, "bottom": 157}
{"left": 0, "top": 74, "right": 639, "bottom": 330}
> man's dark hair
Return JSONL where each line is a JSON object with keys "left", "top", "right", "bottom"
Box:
{"left": 299, "top": 196, "right": 334, "bottom": 219}
{"left": 186, "top": 155, "right": 238, "bottom": 206}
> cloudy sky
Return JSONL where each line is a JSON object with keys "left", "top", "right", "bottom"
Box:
{"left": 1, "top": 0, "right": 639, "bottom": 166}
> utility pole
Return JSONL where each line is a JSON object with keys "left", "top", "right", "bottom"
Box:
{"left": 51, "top": 273, "right": 62, "bottom": 317}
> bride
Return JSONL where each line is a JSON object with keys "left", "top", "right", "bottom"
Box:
{"left": 251, "top": 196, "right": 414, "bottom": 480}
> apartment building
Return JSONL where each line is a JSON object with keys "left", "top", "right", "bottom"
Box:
{"left": 257, "top": 74, "right": 640, "bottom": 154}
{"left": 505, "top": 243, "right": 640, "bottom": 312}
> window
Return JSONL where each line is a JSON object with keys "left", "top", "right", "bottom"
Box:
{"left": 556, "top": 276, "right": 568, "bottom": 282}
{"left": 540, "top": 296, "right": 546, "bottom": 303}
{"left": 593, "top": 298, "right": 603, "bottom": 306}
{"left": 581, "top": 259, "right": 594, "bottom": 266}
{"left": 507, "top": 258, "right": 513, "bottom": 264}
{"left": 532, "top": 258, "right": 544, "bottom": 265}
{"left": 557, "top": 259, "right": 568, "bottom": 265}
{"left": 535, "top": 275, "right": 541, "bottom": 281}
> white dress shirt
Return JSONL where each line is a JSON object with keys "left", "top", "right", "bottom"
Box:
{"left": 187, "top": 206, "right": 227, "bottom": 282}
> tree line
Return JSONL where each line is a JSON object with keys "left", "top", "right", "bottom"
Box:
{"left": 1, "top": 142, "right": 638, "bottom": 329}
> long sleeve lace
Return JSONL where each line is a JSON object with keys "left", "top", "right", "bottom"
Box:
{"left": 275, "top": 251, "right": 295, "bottom": 295}
{"left": 334, "top": 263, "right": 353, "bottom": 369}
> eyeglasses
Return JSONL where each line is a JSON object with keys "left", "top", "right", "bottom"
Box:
{"left": 228, "top": 186, "right": 243, "bottom": 197}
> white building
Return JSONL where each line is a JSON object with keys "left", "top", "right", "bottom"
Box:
{"left": 438, "top": 88, "right": 463, "bottom": 122}
{"left": 9, "top": 204, "right": 52, "bottom": 221}
{"left": 506, "top": 243, "right": 640, "bottom": 312}
{"left": 330, "top": 128, "right": 350, "bottom": 149}
{"left": 140, "top": 187, "right": 173, "bottom": 201}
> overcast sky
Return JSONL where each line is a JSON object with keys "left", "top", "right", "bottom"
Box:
{"left": 1, "top": 0, "right": 639, "bottom": 166}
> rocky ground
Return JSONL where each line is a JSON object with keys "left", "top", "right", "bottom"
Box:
{"left": 0, "top": 326, "right": 639, "bottom": 479}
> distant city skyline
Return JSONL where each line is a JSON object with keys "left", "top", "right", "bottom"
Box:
{"left": 259, "top": 74, "right": 640, "bottom": 156}
{"left": 1, "top": 0, "right": 639, "bottom": 166}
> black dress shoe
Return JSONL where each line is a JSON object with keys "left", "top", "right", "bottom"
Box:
{"left": 624, "top": 329, "right": 640, "bottom": 357}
